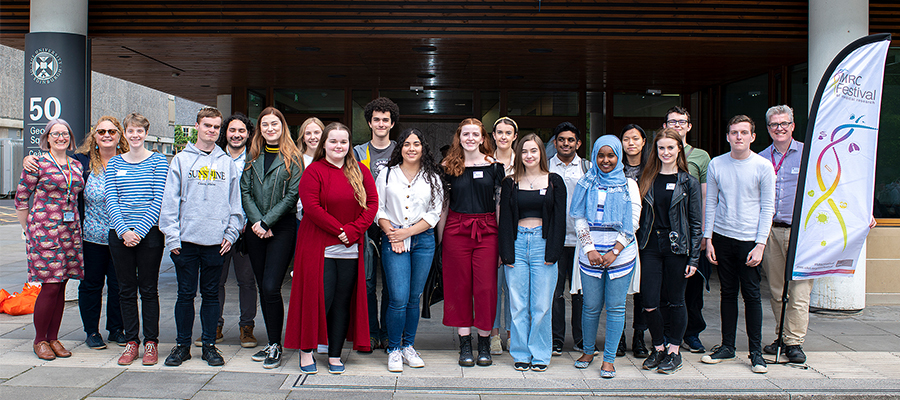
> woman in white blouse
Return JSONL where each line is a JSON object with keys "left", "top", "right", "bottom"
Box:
{"left": 375, "top": 128, "right": 444, "bottom": 373}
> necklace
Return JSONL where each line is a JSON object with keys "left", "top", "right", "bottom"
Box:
{"left": 524, "top": 174, "right": 540, "bottom": 189}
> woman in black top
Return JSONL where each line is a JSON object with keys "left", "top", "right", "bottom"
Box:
{"left": 439, "top": 118, "right": 504, "bottom": 367}
{"left": 635, "top": 128, "right": 702, "bottom": 374}
{"left": 498, "top": 134, "right": 566, "bottom": 372}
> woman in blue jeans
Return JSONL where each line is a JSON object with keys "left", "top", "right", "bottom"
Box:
{"left": 570, "top": 135, "right": 641, "bottom": 378}
{"left": 375, "top": 128, "right": 444, "bottom": 373}
{"left": 498, "top": 134, "right": 566, "bottom": 372}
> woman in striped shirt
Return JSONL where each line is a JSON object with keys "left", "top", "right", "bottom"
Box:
{"left": 569, "top": 135, "right": 641, "bottom": 379}
{"left": 104, "top": 112, "right": 169, "bottom": 366}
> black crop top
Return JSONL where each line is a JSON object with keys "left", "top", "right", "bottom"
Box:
{"left": 445, "top": 163, "right": 505, "bottom": 214}
{"left": 517, "top": 189, "right": 544, "bottom": 219}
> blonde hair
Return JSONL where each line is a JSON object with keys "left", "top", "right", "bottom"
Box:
{"left": 314, "top": 122, "right": 367, "bottom": 208}
{"left": 296, "top": 117, "right": 325, "bottom": 157}
{"left": 76, "top": 116, "right": 130, "bottom": 175}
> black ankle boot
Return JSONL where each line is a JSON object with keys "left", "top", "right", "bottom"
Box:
{"left": 616, "top": 333, "right": 627, "bottom": 357}
{"left": 476, "top": 335, "right": 492, "bottom": 366}
{"left": 632, "top": 330, "right": 649, "bottom": 358}
{"left": 458, "top": 335, "right": 475, "bottom": 367}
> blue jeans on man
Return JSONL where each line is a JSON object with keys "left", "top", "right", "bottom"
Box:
{"left": 171, "top": 242, "right": 225, "bottom": 347}
{"left": 381, "top": 229, "right": 436, "bottom": 351}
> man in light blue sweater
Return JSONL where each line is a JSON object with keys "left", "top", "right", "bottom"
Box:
{"left": 699, "top": 115, "right": 775, "bottom": 375}
{"left": 158, "top": 107, "right": 244, "bottom": 367}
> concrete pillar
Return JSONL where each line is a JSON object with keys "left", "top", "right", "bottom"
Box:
{"left": 217, "top": 94, "right": 232, "bottom": 118}
{"left": 807, "top": 0, "right": 869, "bottom": 311}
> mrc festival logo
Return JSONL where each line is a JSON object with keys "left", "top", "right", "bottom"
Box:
{"left": 30, "top": 47, "right": 62, "bottom": 84}
{"left": 826, "top": 68, "right": 878, "bottom": 104}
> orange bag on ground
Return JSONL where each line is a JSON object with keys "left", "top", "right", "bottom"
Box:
{"left": 0, "top": 283, "right": 41, "bottom": 315}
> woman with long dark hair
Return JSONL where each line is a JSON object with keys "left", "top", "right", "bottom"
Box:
{"left": 636, "top": 128, "right": 702, "bottom": 374}
{"left": 498, "top": 134, "right": 567, "bottom": 372}
{"left": 240, "top": 107, "right": 302, "bottom": 369}
{"left": 439, "top": 118, "right": 504, "bottom": 367}
{"left": 285, "top": 122, "right": 377, "bottom": 374}
{"left": 376, "top": 128, "right": 444, "bottom": 372}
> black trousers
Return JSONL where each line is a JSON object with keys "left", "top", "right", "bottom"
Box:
{"left": 640, "top": 230, "right": 689, "bottom": 348}
{"left": 245, "top": 217, "right": 297, "bottom": 345}
{"left": 552, "top": 246, "right": 583, "bottom": 348}
{"left": 713, "top": 233, "right": 763, "bottom": 354}
{"left": 683, "top": 257, "right": 708, "bottom": 339}
{"left": 324, "top": 257, "right": 358, "bottom": 358}
{"left": 108, "top": 227, "right": 164, "bottom": 344}
{"left": 79, "top": 241, "right": 123, "bottom": 336}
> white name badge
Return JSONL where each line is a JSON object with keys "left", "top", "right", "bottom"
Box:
{"left": 63, "top": 211, "right": 75, "bottom": 222}
{"left": 473, "top": 171, "right": 484, "bottom": 179}
{"left": 791, "top": 167, "right": 800, "bottom": 174}
{"left": 539, "top": 188, "right": 547, "bottom": 195}
{"left": 116, "top": 169, "right": 127, "bottom": 177}
{"left": 666, "top": 183, "right": 676, "bottom": 191}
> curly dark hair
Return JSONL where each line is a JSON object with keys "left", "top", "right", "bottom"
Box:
{"left": 217, "top": 113, "right": 254, "bottom": 151}
{"left": 364, "top": 97, "right": 400, "bottom": 124}
{"left": 386, "top": 128, "right": 445, "bottom": 209}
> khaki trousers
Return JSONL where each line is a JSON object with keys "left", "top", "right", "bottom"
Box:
{"left": 762, "top": 226, "right": 814, "bottom": 345}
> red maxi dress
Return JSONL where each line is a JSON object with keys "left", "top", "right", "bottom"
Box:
{"left": 284, "top": 159, "right": 377, "bottom": 352}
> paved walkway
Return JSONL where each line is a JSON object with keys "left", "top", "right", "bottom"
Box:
{"left": 1, "top": 223, "right": 899, "bottom": 399}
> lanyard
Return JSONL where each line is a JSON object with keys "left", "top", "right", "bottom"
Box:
{"left": 47, "top": 152, "right": 73, "bottom": 203}
{"left": 769, "top": 139, "right": 792, "bottom": 175}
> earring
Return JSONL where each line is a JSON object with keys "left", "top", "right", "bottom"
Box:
{"left": 95, "top": 145, "right": 99, "bottom": 149}
{"left": 116, "top": 145, "right": 120, "bottom": 149}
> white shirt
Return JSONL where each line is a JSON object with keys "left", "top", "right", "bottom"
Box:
{"left": 549, "top": 154, "right": 587, "bottom": 247}
{"left": 375, "top": 165, "right": 443, "bottom": 248}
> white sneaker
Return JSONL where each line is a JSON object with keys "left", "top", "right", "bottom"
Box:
{"left": 490, "top": 335, "right": 502, "bottom": 355}
{"left": 402, "top": 346, "right": 425, "bottom": 368}
{"left": 388, "top": 349, "right": 403, "bottom": 372}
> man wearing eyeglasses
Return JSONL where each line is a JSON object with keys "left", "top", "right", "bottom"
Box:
{"left": 662, "top": 106, "right": 711, "bottom": 354}
{"left": 758, "top": 105, "right": 810, "bottom": 364}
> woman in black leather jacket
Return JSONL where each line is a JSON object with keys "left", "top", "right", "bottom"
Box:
{"left": 635, "top": 128, "right": 702, "bottom": 374}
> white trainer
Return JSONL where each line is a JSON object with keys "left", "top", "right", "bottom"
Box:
{"left": 402, "top": 345, "right": 425, "bottom": 368}
{"left": 388, "top": 349, "right": 403, "bottom": 372}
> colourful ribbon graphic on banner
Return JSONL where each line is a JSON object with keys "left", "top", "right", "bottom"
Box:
{"left": 803, "top": 116, "right": 875, "bottom": 250}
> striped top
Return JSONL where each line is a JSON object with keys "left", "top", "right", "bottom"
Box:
{"left": 574, "top": 179, "right": 641, "bottom": 280}
{"left": 104, "top": 152, "right": 168, "bottom": 239}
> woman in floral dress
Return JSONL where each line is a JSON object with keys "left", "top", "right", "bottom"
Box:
{"left": 15, "top": 119, "right": 85, "bottom": 361}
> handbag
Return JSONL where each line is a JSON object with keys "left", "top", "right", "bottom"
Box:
{"left": 421, "top": 243, "right": 444, "bottom": 318}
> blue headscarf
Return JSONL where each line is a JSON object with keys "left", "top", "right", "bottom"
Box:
{"left": 569, "top": 135, "right": 634, "bottom": 239}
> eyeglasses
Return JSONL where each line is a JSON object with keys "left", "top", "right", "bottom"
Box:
{"left": 49, "top": 131, "right": 70, "bottom": 138}
{"left": 666, "top": 119, "right": 690, "bottom": 127}
{"left": 767, "top": 121, "right": 793, "bottom": 130}
{"left": 668, "top": 231, "right": 679, "bottom": 253}
{"left": 95, "top": 129, "right": 118, "bottom": 136}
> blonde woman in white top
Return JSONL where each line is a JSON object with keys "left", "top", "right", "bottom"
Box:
{"left": 376, "top": 128, "right": 444, "bottom": 373}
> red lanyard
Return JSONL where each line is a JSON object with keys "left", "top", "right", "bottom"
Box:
{"left": 770, "top": 140, "right": 791, "bottom": 175}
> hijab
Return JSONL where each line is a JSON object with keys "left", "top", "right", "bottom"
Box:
{"left": 570, "top": 135, "right": 634, "bottom": 239}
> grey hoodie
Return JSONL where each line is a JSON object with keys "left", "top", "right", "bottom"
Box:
{"left": 159, "top": 142, "right": 244, "bottom": 250}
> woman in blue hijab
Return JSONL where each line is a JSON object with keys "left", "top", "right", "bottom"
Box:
{"left": 569, "top": 135, "right": 642, "bottom": 378}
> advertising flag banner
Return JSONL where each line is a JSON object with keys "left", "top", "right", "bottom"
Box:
{"left": 789, "top": 34, "right": 891, "bottom": 280}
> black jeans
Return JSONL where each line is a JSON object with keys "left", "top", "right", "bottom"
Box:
{"left": 683, "top": 257, "right": 709, "bottom": 339}
{"left": 552, "top": 246, "right": 583, "bottom": 348}
{"left": 171, "top": 242, "right": 224, "bottom": 346}
{"left": 640, "top": 230, "right": 689, "bottom": 348}
{"left": 108, "top": 227, "right": 164, "bottom": 344}
{"left": 324, "top": 257, "right": 358, "bottom": 358}
{"left": 366, "top": 224, "right": 389, "bottom": 341}
{"left": 218, "top": 242, "right": 257, "bottom": 328}
{"left": 246, "top": 216, "right": 296, "bottom": 345}
{"left": 713, "top": 233, "right": 763, "bottom": 354}
{"left": 79, "top": 241, "right": 123, "bottom": 336}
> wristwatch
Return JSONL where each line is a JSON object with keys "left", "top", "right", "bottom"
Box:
{"left": 611, "top": 248, "right": 620, "bottom": 256}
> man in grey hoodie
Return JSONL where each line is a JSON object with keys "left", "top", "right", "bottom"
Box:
{"left": 159, "top": 107, "right": 244, "bottom": 367}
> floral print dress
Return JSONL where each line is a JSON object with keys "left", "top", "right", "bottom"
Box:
{"left": 15, "top": 154, "right": 85, "bottom": 283}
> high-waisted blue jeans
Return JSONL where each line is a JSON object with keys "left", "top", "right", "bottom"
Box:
{"left": 382, "top": 229, "right": 436, "bottom": 351}
{"left": 506, "top": 226, "right": 557, "bottom": 365}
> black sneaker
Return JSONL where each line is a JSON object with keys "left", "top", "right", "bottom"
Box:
{"left": 681, "top": 335, "right": 706, "bottom": 353}
{"left": 108, "top": 330, "right": 127, "bottom": 347}
{"left": 85, "top": 332, "right": 107, "bottom": 350}
{"left": 785, "top": 345, "right": 807, "bottom": 364}
{"left": 164, "top": 344, "right": 192, "bottom": 366}
{"left": 552, "top": 344, "right": 563, "bottom": 356}
{"left": 263, "top": 343, "right": 282, "bottom": 369}
{"left": 657, "top": 352, "right": 683, "bottom": 374}
{"left": 750, "top": 352, "right": 768, "bottom": 373}
{"left": 251, "top": 343, "right": 274, "bottom": 362}
{"left": 202, "top": 343, "right": 225, "bottom": 366}
{"left": 642, "top": 348, "right": 665, "bottom": 370}
{"left": 763, "top": 340, "right": 782, "bottom": 355}
{"left": 700, "top": 344, "right": 735, "bottom": 364}
{"left": 514, "top": 362, "right": 530, "bottom": 371}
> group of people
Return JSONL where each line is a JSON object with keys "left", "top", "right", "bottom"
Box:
{"left": 15, "top": 97, "right": 832, "bottom": 378}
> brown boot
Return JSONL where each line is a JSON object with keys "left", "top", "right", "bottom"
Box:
{"left": 33, "top": 341, "right": 56, "bottom": 360}
{"left": 49, "top": 340, "right": 71, "bottom": 357}
{"left": 240, "top": 325, "right": 257, "bottom": 348}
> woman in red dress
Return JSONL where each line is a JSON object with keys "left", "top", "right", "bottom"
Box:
{"left": 285, "top": 122, "right": 377, "bottom": 374}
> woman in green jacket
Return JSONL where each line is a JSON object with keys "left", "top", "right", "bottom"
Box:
{"left": 240, "top": 107, "right": 303, "bottom": 369}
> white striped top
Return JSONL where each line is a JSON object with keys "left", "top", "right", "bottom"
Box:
{"left": 104, "top": 152, "right": 168, "bottom": 239}
{"left": 574, "top": 179, "right": 641, "bottom": 280}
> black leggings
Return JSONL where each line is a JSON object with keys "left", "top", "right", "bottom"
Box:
{"left": 323, "top": 257, "right": 358, "bottom": 358}
{"left": 245, "top": 217, "right": 296, "bottom": 345}
{"left": 640, "top": 230, "right": 689, "bottom": 348}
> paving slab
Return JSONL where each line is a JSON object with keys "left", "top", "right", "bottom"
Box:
{"left": 3, "top": 365, "right": 121, "bottom": 388}
{"left": 90, "top": 370, "right": 214, "bottom": 399}
{"left": 0, "top": 385, "right": 95, "bottom": 399}
{"left": 0, "top": 363, "right": 30, "bottom": 380}
{"left": 202, "top": 371, "right": 289, "bottom": 393}
{"left": 193, "top": 391, "right": 289, "bottom": 400}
